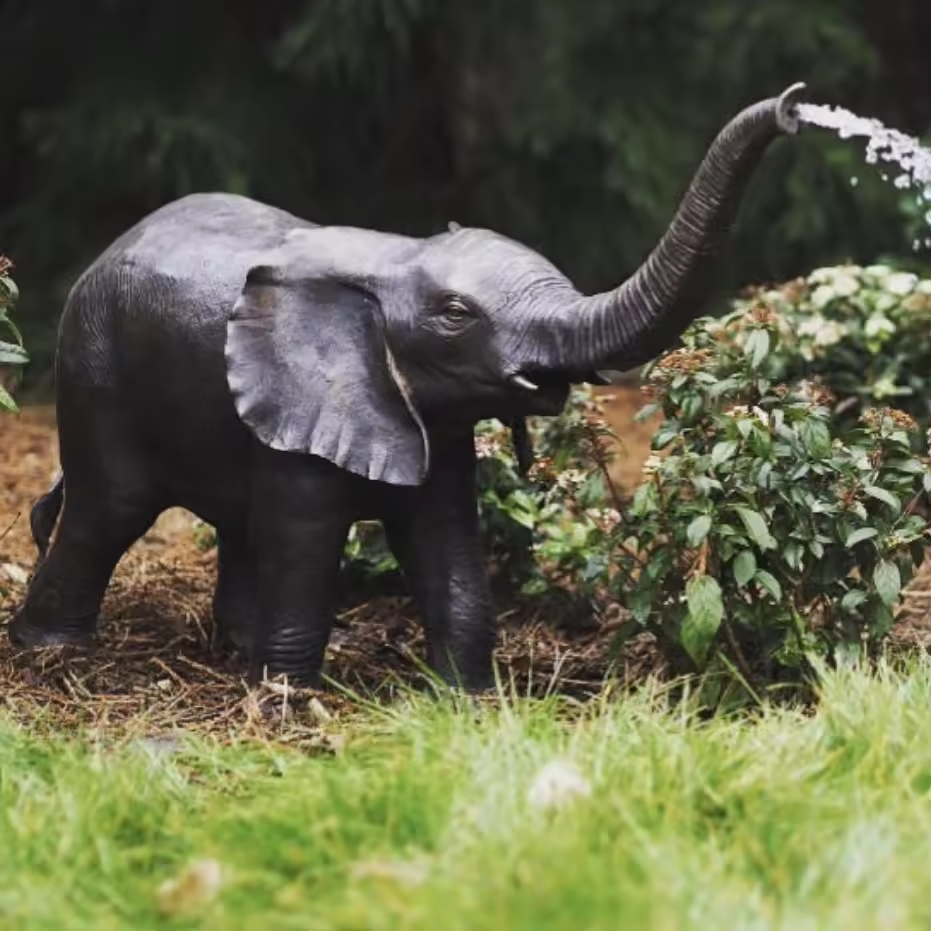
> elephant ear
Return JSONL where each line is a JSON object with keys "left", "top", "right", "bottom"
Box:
{"left": 226, "top": 262, "right": 429, "bottom": 486}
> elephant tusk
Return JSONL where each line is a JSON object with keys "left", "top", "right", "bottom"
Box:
{"left": 509, "top": 374, "right": 539, "bottom": 392}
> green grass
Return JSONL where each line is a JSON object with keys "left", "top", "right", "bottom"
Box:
{"left": 4, "top": 662, "right": 931, "bottom": 930}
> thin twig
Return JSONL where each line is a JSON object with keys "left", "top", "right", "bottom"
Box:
{"left": 0, "top": 511, "right": 20, "bottom": 544}
{"left": 723, "top": 619, "right": 756, "bottom": 686}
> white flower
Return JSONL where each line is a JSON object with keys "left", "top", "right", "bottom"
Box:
{"left": 555, "top": 469, "right": 587, "bottom": 490}
{"left": 586, "top": 507, "right": 621, "bottom": 531}
{"left": 797, "top": 316, "right": 847, "bottom": 360}
{"left": 642, "top": 454, "right": 664, "bottom": 474}
{"left": 885, "top": 272, "right": 918, "bottom": 296}
{"left": 798, "top": 316, "right": 847, "bottom": 348}
{"left": 474, "top": 435, "right": 504, "bottom": 458}
{"left": 809, "top": 267, "right": 861, "bottom": 300}
{"left": 810, "top": 264, "right": 863, "bottom": 283}
{"left": 527, "top": 760, "right": 592, "bottom": 812}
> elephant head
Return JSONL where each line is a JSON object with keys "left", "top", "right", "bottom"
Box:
{"left": 226, "top": 83, "right": 806, "bottom": 486}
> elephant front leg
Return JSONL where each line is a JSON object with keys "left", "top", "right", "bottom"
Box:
{"left": 211, "top": 532, "right": 260, "bottom": 654}
{"left": 384, "top": 430, "right": 496, "bottom": 691}
{"left": 248, "top": 451, "right": 355, "bottom": 688}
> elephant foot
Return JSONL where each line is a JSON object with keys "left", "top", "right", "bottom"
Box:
{"left": 247, "top": 639, "right": 326, "bottom": 691}
{"left": 428, "top": 641, "right": 496, "bottom": 694}
{"left": 7, "top": 609, "right": 97, "bottom": 650}
{"left": 210, "top": 616, "right": 254, "bottom": 657}
{"left": 431, "top": 667, "right": 496, "bottom": 696}
{"left": 248, "top": 659, "right": 324, "bottom": 691}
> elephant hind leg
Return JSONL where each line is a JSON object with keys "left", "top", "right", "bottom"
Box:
{"left": 11, "top": 476, "right": 161, "bottom": 647}
{"left": 30, "top": 472, "right": 65, "bottom": 562}
{"left": 9, "top": 384, "right": 163, "bottom": 650}
{"left": 9, "top": 483, "right": 162, "bottom": 648}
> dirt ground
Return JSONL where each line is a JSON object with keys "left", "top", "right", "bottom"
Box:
{"left": 2, "top": 390, "right": 931, "bottom": 742}
{"left": 0, "top": 392, "right": 661, "bottom": 740}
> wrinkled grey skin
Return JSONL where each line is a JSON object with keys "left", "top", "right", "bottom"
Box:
{"left": 11, "top": 85, "right": 805, "bottom": 690}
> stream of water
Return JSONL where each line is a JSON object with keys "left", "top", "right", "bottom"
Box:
{"left": 797, "top": 102, "right": 931, "bottom": 250}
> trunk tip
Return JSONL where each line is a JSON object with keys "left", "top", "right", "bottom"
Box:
{"left": 776, "top": 82, "right": 807, "bottom": 134}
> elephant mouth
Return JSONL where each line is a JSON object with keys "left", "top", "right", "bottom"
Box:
{"left": 507, "top": 370, "right": 576, "bottom": 415}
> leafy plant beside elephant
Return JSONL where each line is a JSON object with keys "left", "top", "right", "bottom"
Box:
{"left": 12, "top": 84, "right": 806, "bottom": 690}
{"left": 0, "top": 258, "right": 28, "bottom": 413}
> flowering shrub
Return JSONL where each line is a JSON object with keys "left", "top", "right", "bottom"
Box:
{"left": 605, "top": 302, "right": 930, "bottom": 704}
{"left": 729, "top": 264, "right": 931, "bottom": 440}
{"left": 0, "top": 257, "right": 27, "bottom": 412}
{"left": 472, "top": 389, "right": 619, "bottom": 596}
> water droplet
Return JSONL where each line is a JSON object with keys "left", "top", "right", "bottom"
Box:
{"left": 797, "top": 103, "right": 931, "bottom": 212}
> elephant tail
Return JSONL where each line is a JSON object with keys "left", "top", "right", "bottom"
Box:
{"left": 30, "top": 471, "right": 64, "bottom": 561}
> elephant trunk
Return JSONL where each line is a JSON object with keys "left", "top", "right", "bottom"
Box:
{"left": 536, "top": 82, "right": 807, "bottom": 377}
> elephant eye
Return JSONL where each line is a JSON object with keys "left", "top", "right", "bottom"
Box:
{"left": 437, "top": 297, "right": 477, "bottom": 331}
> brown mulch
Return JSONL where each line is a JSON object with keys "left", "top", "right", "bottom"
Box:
{"left": 3, "top": 391, "right": 931, "bottom": 744}
{"left": 0, "top": 396, "right": 662, "bottom": 743}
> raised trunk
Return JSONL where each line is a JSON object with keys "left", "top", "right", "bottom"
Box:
{"left": 545, "top": 83, "right": 806, "bottom": 376}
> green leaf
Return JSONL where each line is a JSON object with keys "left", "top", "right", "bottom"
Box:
{"left": 784, "top": 540, "right": 804, "bottom": 571}
{"left": 0, "top": 382, "right": 17, "bottom": 413}
{"left": 627, "top": 587, "right": 654, "bottom": 624}
{"left": 873, "top": 559, "right": 901, "bottom": 606}
{"left": 682, "top": 394, "right": 705, "bottom": 422}
{"left": 845, "top": 527, "right": 879, "bottom": 548}
{"left": 744, "top": 328, "right": 770, "bottom": 370}
{"left": 755, "top": 461, "right": 773, "bottom": 489}
{"left": 755, "top": 569, "right": 783, "bottom": 602}
{"left": 710, "top": 440, "right": 738, "bottom": 467}
{"left": 886, "top": 458, "right": 926, "bottom": 475}
{"left": 653, "top": 426, "right": 679, "bottom": 450}
{"left": 686, "top": 514, "right": 712, "bottom": 547}
{"left": 0, "top": 276, "right": 19, "bottom": 305}
{"left": 841, "top": 589, "right": 869, "bottom": 612}
{"left": 630, "top": 482, "right": 659, "bottom": 518}
{"left": 683, "top": 575, "right": 724, "bottom": 668}
{"left": 0, "top": 342, "right": 27, "bottom": 364}
{"left": 520, "top": 577, "right": 549, "bottom": 596}
{"left": 582, "top": 554, "right": 608, "bottom": 582}
{"left": 645, "top": 549, "right": 673, "bottom": 582}
{"left": 799, "top": 419, "right": 832, "bottom": 458}
{"left": 863, "top": 485, "right": 900, "bottom": 512}
{"left": 733, "top": 506, "right": 777, "bottom": 551}
{"left": 733, "top": 549, "right": 757, "bottom": 588}
{"left": 635, "top": 403, "right": 660, "bottom": 422}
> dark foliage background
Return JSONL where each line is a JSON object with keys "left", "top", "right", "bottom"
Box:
{"left": 3, "top": 0, "right": 929, "bottom": 379}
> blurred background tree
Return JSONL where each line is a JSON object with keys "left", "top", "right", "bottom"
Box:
{"left": 2, "top": 0, "right": 929, "bottom": 382}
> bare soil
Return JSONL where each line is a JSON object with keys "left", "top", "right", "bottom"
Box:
{"left": 0, "top": 393, "right": 660, "bottom": 739}
{"left": 2, "top": 391, "right": 930, "bottom": 740}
